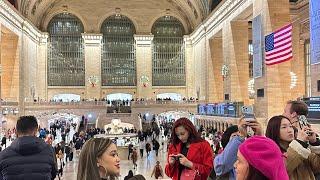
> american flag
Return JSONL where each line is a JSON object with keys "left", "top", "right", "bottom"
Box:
{"left": 265, "top": 24, "right": 293, "bottom": 65}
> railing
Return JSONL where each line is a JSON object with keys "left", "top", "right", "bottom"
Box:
{"left": 0, "top": 101, "right": 19, "bottom": 106}
{"left": 132, "top": 99, "right": 202, "bottom": 105}
{"left": 1, "top": 99, "right": 202, "bottom": 108}
{"left": 24, "top": 101, "right": 107, "bottom": 106}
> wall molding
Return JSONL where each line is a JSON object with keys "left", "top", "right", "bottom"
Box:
{"left": 0, "top": 0, "right": 44, "bottom": 44}
{"left": 185, "top": 0, "right": 252, "bottom": 45}
{"left": 134, "top": 34, "right": 154, "bottom": 47}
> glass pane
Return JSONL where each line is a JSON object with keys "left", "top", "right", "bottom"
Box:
{"left": 152, "top": 16, "right": 185, "bottom": 86}
{"left": 47, "top": 13, "right": 85, "bottom": 86}
{"left": 101, "top": 15, "right": 136, "bottom": 86}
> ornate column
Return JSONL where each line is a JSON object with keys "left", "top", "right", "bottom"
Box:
{"left": 208, "top": 37, "right": 224, "bottom": 102}
{"left": 82, "top": 33, "right": 103, "bottom": 99}
{"left": 37, "top": 33, "right": 48, "bottom": 100}
{"left": 222, "top": 21, "right": 249, "bottom": 103}
{"left": 134, "top": 35, "right": 154, "bottom": 99}
{"left": 184, "top": 36, "right": 195, "bottom": 98}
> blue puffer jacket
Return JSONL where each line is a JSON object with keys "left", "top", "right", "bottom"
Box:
{"left": 0, "top": 136, "right": 57, "bottom": 180}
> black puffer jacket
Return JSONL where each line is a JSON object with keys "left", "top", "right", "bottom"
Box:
{"left": 0, "top": 136, "right": 57, "bottom": 180}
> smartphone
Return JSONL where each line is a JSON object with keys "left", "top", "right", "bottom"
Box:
{"left": 241, "top": 106, "right": 254, "bottom": 120}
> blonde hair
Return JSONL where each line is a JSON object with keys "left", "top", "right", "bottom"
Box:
{"left": 77, "top": 138, "right": 116, "bottom": 180}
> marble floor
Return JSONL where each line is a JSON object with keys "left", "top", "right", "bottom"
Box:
{"left": 61, "top": 148, "right": 171, "bottom": 180}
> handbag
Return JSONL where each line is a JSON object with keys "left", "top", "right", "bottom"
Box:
{"left": 181, "top": 169, "right": 199, "bottom": 180}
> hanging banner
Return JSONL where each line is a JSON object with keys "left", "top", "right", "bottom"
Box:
{"left": 310, "top": 0, "right": 320, "bottom": 65}
{"left": 253, "top": 15, "right": 263, "bottom": 78}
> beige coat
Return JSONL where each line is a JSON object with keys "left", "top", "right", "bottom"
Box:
{"left": 282, "top": 140, "right": 320, "bottom": 180}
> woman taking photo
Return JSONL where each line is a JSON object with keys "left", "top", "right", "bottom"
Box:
{"left": 235, "top": 136, "right": 289, "bottom": 180}
{"left": 165, "top": 117, "right": 213, "bottom": 180}
{"left": 77, "top": 138, "right": 120, "bottom": 180}
{"left": 265, "top": 115, "right": 320, "bottom": 180}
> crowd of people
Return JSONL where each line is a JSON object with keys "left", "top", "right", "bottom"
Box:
{"left": 0, "top": 100, "right": 319, "bottom": 180}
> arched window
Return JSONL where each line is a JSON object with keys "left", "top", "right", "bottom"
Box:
{"left": 152, "top": 16, "right": 185, "bottom": 86}
{"left": 101, "top": 15, "right": 136, "bottom": 86}
{"left": 47, "top": 13, "right": 85, "bottom": 86}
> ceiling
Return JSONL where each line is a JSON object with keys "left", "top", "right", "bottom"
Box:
{"left": 9, "top": 0, "right": 301, "bottom": 33}
{"left": 11, "top": 0, "right": 222, "bottom": 33}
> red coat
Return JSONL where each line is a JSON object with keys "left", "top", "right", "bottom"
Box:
{"left": 165, "top": 140, "right": 213, "bottom": 180}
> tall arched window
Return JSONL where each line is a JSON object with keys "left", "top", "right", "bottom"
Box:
{"left": 101, "top": 15, "right": 136, "bottom": 86}
{"left": 152, "top": 16, "right": 185, "bottom": 86}
{"left": 47, "top": 13, "right": 85, "bottom": 86}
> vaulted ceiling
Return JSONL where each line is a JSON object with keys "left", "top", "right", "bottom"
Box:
{"left": 13, "top": 0, "right": 220, "bottom": 33}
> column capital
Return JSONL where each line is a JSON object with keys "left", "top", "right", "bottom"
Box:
{"left": 134, "top": 34, "right": 154, "bottom": 47}
{"left": 39, "top": 32, "right": 49, "bottom": 45}
{"left": 82, "top": 33, "right": 103, "bottom": 46}
{"left": 184, "top": 35, "right": 193, "bottom": 47}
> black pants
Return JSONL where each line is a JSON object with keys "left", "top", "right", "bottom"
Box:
{"left": 140, "top": 149, "right": 143, "bottom": 157}
{"left": 155, "top": 149, "right": 159, "bottom": 156}
{"left": 128, "top": 152, "right": 132, "bottom": 160}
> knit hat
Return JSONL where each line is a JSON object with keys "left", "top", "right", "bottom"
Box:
{"left": 239, "top": 136, "right": 289, "bottom": 180}
{"left": 221, "top": 125, "right": 238, "bottom": 148}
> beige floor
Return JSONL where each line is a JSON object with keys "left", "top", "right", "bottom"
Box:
{"left": 61, "top": 149, "right": 170, "bottom": 180}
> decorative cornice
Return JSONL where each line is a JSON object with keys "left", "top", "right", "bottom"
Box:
{"left": 183, "top": 35, "right": 192, "bottom": 47}
{"left": 188, "top": 0, "right": 252, "bottom": 45}
{"left": 81, "top": 33, "right": 103, "bottom": 46}
{"left": 134, "top": 35, "right": 154, "bottom": 47}
{"left": 0, "top": 0, "right": 44, "bottom": 44}
{"left": 39, "top": 32, "right": 49, "bottom": 45}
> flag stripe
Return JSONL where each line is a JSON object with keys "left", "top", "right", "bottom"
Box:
{"left": 266, "top": 56, "right": 292, "bottom": 65}
{"left": 266, "top": 53, "right": 293, "bottom": 65}
{"left": 266, "top": 50, "right": 292, "bottom": 61}
{"left": 274, "top": 31, "right": 292, "bottom": 43}
{"left": 274, "top": 26, "right": 292, "bottom": 38}
{"left": 266, "top": 42, "right": 292, "bottom": 55}
{"left": 275, "top": 24, "right": 292, "bottom": 34}
{"left": 265, "top": 24, "right": 293, "bottom": 66}
{"left": 266, "top": 47, "right": 292, "bottom": 59}
{"left": 274, "top": 37, "right": 292, "bottom": 48}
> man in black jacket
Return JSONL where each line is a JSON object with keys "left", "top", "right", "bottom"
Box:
{"left": 0, "top": 116, "right": 57, "bottom": 180}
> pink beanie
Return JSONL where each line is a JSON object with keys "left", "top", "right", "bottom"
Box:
{"left": 239, "top": 136, "right": 289, "bottom": 180}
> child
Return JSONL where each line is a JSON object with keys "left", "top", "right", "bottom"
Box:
{"left": 151, "top": 161, "right": 164, "bottom": 179}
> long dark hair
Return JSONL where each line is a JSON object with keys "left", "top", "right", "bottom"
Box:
{"left": 265, "top": 115, "right": 291, "bottom": 152}
{"left": 246, "top": 164, "right": 268, "bottom": 180}
{"left": 170, "top": 117, "right": 203, "bottom": 145}
{"left": 77, "top": 138, "right": 116, "bottom": 180}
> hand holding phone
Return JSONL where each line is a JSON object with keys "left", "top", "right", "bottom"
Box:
{"left": 169, "top": 154, "right": 177, "bottom": 165}
{"left": 241, "top": 106, "right": 254, "bottom": 119}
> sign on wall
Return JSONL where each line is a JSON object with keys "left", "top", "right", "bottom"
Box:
{"left": 310, "top": 0, "right": 320, "bottom": 65}
{"left": 252, "top": 15, "right": 263, "bottom": 78}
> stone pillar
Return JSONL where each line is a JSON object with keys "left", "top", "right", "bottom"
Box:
{"left": 184, "top": 36, "right": 195, "bottom": 98}
{"left": 82, "top": 34, "right": 103, "bottom": 99}
{"left": 222, "top": 21, "right": 249, "bottom": 103}
{"left": 0, "top": 22, "right": 2, "bottom": 100}
{"left": 134, "top": 35, "right": 154, "bottom": 99}
{"left": 253, "top": 0, "right": 292, "bottom": 118}
{"left": 18, "top": 31, "right": 24, "bottom": 115}
{"left": 37, "top": 33, "right": 48, "bottom": 100}
{"left": 208, "top": 37, "right": 224, "bottom": 102}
